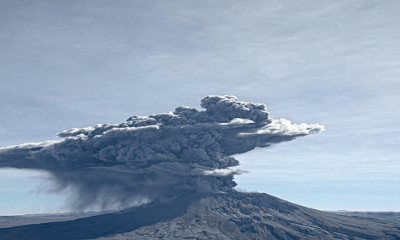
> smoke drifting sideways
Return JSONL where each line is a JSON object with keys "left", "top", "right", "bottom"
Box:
{"left": 0, "top": 95, "right": 325, "bottom": 211}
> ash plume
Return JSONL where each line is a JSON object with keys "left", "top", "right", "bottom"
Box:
{"left": 0, "top": 95, "right": 325, "bottom": 211}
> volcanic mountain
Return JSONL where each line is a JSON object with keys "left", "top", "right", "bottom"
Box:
{"left": 0, "top": 191, "right": 400, "bottom": 239}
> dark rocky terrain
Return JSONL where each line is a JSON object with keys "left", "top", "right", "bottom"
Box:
{"left": 0, "top": 191, "right": 399, "bottom": 240}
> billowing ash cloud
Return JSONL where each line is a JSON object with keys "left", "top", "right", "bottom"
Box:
{"left": 0, "top": 95, "right": 325, "bottom": 211}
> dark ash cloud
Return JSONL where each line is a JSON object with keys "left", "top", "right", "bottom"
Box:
{"left": 0, "top": 95, "right": 325, "bottom": 211}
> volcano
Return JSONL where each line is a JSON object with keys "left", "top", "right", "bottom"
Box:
{"left": 0, "top": 191, "right": 399, "bottom": 240}
{"left": 1, "top": 95, "right": 398, "bottom": 239}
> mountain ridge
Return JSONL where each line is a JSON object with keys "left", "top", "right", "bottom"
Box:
{"left": 0, "top": 191, "right": 399, "bottom": 240}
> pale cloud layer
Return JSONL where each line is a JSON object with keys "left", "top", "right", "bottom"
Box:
{"left": 1, "top": 0, "right": 400, "bottom": 213}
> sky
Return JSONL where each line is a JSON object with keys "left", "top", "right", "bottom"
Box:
{"left": 1, "top": 0, "right": 400, "bottom": 215}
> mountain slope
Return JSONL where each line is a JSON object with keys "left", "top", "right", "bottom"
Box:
{"left": 0, "top": 212, "right": 106, "bottom": 229}
{"left": 0, "top": 191, "right": 399, "bottom": 240}
{"left": 330, "top": 211, "right": 400, "bottom": 225}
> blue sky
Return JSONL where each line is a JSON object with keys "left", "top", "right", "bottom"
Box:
{"left": 1, "top": 0, "right": 400, "bottom": 215}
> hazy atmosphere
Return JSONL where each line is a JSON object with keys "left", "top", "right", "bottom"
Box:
{"left": 1, "top": 0, "right": 400, "bottom": 215}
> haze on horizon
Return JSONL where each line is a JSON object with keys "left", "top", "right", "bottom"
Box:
{"left": 1, "top": 0, "right": 400, "bottom": 215}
